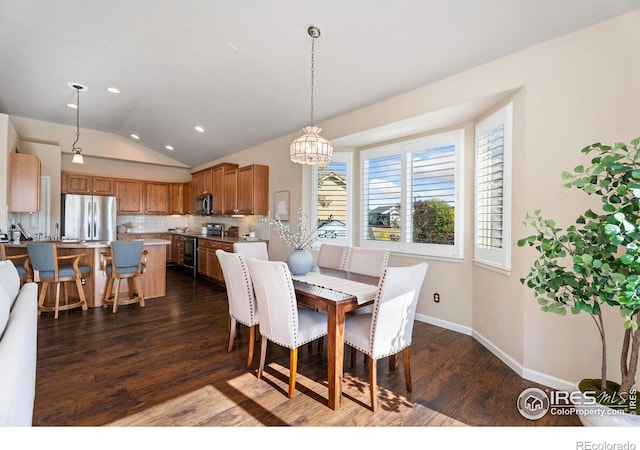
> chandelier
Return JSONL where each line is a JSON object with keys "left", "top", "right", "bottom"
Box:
{"left": 70, "top": 83, "right": 87, "bottom": 164}
{"left": 290, "top": 26, "right": 333, "bottom": 165}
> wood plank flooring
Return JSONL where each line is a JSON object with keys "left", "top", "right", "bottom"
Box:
{"left": 32, "top": 266, "right": 580, "bottom": 426}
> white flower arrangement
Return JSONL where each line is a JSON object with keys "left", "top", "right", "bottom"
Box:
{"left": 271, "top": 207, "right": 330, "bottom": 251}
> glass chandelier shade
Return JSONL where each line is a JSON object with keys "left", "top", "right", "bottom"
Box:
{"left": 290, "top": 26, "right": 333, "bottom": 165}
{"left": 290, "top": 126, "right": 332, "bottom": 165}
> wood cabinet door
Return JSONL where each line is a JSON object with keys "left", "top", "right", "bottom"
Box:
{"left": 191, "top": 171, "right": 204, "bottom": 197}
{"left": 236, "top": 164, "right": 269, "bottom": 216}
{"left": 144, "top": 182, "right": 170, "bottom": 214}
{"left": 9, "top": 152, "right": 41, "bottom": 212}
{"left": 198, "top": 243, "right": 209, "bottom": 275}
{"left": 92, "top": 176, "right": 115, "bottom": 195}
{"left": 223, "top": 168, "right": 238, "bottom": 215}
{"left": 182, "top": 182, "right": 192, "bottom": 214}
{"left": 203, "top": 168, "right": 213, "bottom": 194}
{"left": 211, "top": 163, "right": 238, "bottom": 215}
{"left": 64, "top": 173, "right": 91, "bottom": 194}
{"left": 116, "top": 179, "right": 144, "bottom": 214}
{"left": 208, "top": 247, "right": 222, "bottom": 281}
{"left": 170, "top": 183, "right": 184, "bottom": 215}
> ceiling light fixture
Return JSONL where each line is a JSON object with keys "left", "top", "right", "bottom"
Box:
{"left": 69, "top": 83, "right": 88, "bottom": 164}
{"left": 290, "top": 25, "right": 332, "bottom": 165}
{"left": 165, "top": 145, "right": 174, "bottom": 151}
{"left": 131, "top": 134, "right": 140, "bottom": 140}
{"left": 195, "top": 125, "right": 205, "bottom": 133}
{"left": 106, "top": 87, "right": 120, "bottom": 94}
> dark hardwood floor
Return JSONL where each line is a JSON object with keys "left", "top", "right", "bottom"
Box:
{"left": 32, "top": 265, "right": 580, "bottom": 427}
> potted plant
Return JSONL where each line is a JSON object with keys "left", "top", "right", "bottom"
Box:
{"left": 518, "top": 137, "right": 640, "bottom": 424}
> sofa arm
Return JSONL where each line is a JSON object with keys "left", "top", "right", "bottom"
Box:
{"left": 0, "top": 282, "right": 37, "bottom": 426}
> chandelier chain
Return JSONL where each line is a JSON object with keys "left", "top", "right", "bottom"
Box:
{"left": 72, "top": 87, "right": 81, "bottom": 151}
{"left": 310, "top": 32, "right": 315, "bottom": 127}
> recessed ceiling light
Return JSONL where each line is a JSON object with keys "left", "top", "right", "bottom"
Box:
{"left": 131, "top": 134, "right": 140, "bottom": 140}
{"left": 106, "top": 87, "right": 120, "bottom": 94}
{"left": 165, "top": 145, "right": 174, "bottom": 151}
{"left": 67, "top": 103, "right": 78, "bottom": 109}
{"left": 226, "top": 41, "right": 238, "bottom": 51}
{"left": 195, "top": 126, "right": 204, "bottom": 133}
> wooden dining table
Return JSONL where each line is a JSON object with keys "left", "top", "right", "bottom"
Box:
{"left": 292, "top": 266, "right": 379, "bottom": 410}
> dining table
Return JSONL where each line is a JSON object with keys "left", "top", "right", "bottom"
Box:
{"left": 291, "top": 266, "right": 380, "bottom": 410}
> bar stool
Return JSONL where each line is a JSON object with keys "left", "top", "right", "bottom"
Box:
{"left": 26, "top": 242, "right": 89, "bottom": 319}
{"left": 0, "top": 243, "right": 32, "bottom": 284}
{"left": 101, "top": 240, "right": 147, "bottom": 313}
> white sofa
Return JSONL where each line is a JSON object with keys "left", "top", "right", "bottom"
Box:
{"left": 0, "top": 260, "right": 37, "bottom": 426}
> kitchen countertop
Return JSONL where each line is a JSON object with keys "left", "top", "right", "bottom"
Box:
{"left": 4, "top": 238, "right": 171, "bottom": 249}
{"left": 118, "top": 231, "right": 267, "bottom": 243}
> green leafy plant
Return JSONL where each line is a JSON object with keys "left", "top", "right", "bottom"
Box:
{"left": 518, "top": 137, "right": 640, "bottom": 409}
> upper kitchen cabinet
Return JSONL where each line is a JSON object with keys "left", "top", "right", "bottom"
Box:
{"left": 62, "top": 172, "right": 115, "bottom": 195}
{"left": 211, "top": 163, "right": 238, "bottom": 215}
{"left": 144, "top": 182, "right": 170, "bottom": 215}
{"left": 225, "top": 164, "right": 269, "bottom": 216}
{"left": 170, "top": 183, "right": 185, "bottom": 215}
{"left": 9, "top": 152, "right": 41, "bottom": 212}
{"left": 182, "top": 182, "right": 192, "bottom": 214}
{"left": 116, "top": 179, "right": 144, "bottom": 214}
{"left": 191, "top": 170, "right": 204, "bottom": 199}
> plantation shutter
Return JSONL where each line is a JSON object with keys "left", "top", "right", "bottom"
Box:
{"left": 362, "top": 153, "right": 402, "bottom": 241}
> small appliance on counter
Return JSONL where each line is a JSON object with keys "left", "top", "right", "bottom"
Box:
{"left": 0, "top": 232, "right": 8, "bottom": 243}
{"left": 226, "top": 226, "right": 239, "bottom": 238}
{"left": 206, "top": 223, "right": 225, "bottom": 237}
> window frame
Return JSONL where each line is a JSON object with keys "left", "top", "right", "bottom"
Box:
{"left": 311, "top": 152, "right": 353, "bottom": 248}
{"left": 474, "top": 102, "right": 513, "bottom": 273}
{"left": 359, "top": 129, "right": 465, "bottom": 260}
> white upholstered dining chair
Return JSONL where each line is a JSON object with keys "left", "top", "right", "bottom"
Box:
{"left": 316, "top": 243, "right": 350, "bottom": 270}
{"left": 232, "top": 242, "right": 269, "bottom": 261}
{"left": 345, "top": 247, "right": 389, "bottom": 277}
{"left": 246, "top": 257, "right": 328, "bottom": 398}
{"left": 216, "top": 249, "right": 260, "bottom": 368}
{"left": 344, "top": 262, "right": 428, "bottom": 411}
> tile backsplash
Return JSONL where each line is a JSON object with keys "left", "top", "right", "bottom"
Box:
{"left": 117, "top": 214, "right": 271, "bottom": 240}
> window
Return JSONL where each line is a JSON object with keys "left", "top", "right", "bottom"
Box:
{"left": 360, "top": 130, "right": 464, "bottom": 259}
{"left": 475, "top": 103, "right": 512, "bottom": 272}
{"left": 312, "top": 152, "right": 352, "bottom": 245}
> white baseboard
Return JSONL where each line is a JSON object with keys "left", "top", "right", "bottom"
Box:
{"left": 415, "top": 314, "right": 575, "bottom": 392}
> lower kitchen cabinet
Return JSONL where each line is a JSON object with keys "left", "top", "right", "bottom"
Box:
{"left": 197, "top": 238, "right": 233, "bottom": 283}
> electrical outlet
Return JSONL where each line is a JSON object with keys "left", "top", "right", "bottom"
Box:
{"left": 434, "top": 293, "right": 440, "bottom": 303}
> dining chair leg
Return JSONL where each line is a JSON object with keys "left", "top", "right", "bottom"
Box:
{"left": 227, "top": 316, "right": 237, "bottom": 352}
{"left": 369, "top": 355, "right": 377, "bottom": 412}
{"left": 288, "top": 347, "right": 298, "bottom": 398}
{"left": 403, "top": 347, "right": 412, "bottom": 392}
{"left": 54, "top": 282, "right": 61, "bottom": 319}
{"left": 257, "top": 336, "right": 268, "bottom": 379}
{"left": 103, "top": 278, "right": 113, "bottom": 306}
{"left": 37, "top": 281, "right": 48, "bottom": 316}
{"left": 75, "top": 278, "right": 88, "bottom": 310}
{"left": 112, "top": 278, "right": 121, "bottom": 313}
{"left": 246, "top": 325, "right": 255, "bottom": 368}
{"left": 134, "top": 276, "right": 145, "bottom": 307}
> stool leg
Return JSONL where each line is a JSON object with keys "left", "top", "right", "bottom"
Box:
{"left": 112, "top": 278, "right": 121, "bottom": 313}
{"left": 75, "top": 278, "right": 88, "bottom": 311}
{"left": 103, "top": 277, "right": 113, "bottom": 307}
{"left": 134, "top": 275, "right": 145, "bottom": 307}
{"left": 54, "top": 282, "right": 61, "bottom": 320}
{"left": 37, "top": 281, "right": 49, "bottom": 316}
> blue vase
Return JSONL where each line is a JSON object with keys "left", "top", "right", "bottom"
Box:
{"left": 287, "top": 249, "right": 314, "bottom": 275}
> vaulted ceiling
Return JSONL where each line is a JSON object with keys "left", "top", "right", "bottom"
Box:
{"left": 1, "top": 0, "right": 638, "bottom": 168}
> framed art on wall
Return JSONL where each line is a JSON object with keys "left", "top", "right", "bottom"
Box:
{"left": 274, "top": 190, "right": 290, "bottom": 221}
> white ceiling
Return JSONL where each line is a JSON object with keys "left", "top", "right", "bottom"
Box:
{"left": 1, "top": 0, "right": 639, "bottom": 168}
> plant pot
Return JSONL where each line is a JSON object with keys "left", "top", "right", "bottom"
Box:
{"left": 287, "top": 249, "right": 313, "bottom": 275}
{"left": 572, "top": 382, "right": 640, "bottom": 426}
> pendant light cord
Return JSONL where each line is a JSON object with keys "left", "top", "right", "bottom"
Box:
{"left": 72, "top": 87, "right": 81, "bottom": 151}
{"left": 310, "top": 32, "right": 315, "bottom": 128}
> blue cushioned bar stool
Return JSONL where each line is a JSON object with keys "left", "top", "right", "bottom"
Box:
{"left": 101, "top": 240, "right": 147, "bottom": 313}
{"left": 26, "top": 243, "right": 89, "bottom": 319}
{"left": 1, "top": 243, "right": 32, "bottom": 284}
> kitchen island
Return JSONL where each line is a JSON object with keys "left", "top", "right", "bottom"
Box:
{"left": 4, "top": 239, "right": 169, "bottom": 308}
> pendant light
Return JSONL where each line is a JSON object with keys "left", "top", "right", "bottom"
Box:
{"left": 290, "top": 26, "right": 333, "bottom": 165}
{"left": 70, "top": 83, "right": 87, "bottom": 164}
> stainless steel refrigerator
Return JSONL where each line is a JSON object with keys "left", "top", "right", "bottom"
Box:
{"left": 61, "top": 194, "right": 117, "bottom": 241}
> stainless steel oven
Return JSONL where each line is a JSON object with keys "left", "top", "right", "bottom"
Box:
{"left": 183, "top": 235, "right": 197, "bottom": 278}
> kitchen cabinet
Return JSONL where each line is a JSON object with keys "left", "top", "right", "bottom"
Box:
{"left": 211, "top": 163, "right": 238, "bottom": 215}
{"left": 62, "top": 173, "right": 115, "bottom": 195}
{"left": 223, "top": 168, "right": 238, "bottom": 215}
{"left": 197, "top": 238, "right": 232, "bottom": 283}
{"left": 144, "top": 182, "right": 170, "bottom": 215}
{"left": 182, "top": 182, "right": 192, "bottom": 214}
{"left": 172, "top": 234, "right": 184, "bottom": 265}
{"left": 9, "top": 152, "right": 41, "bottom": 212}
{"left": 191, "top": 170, "right": 204, "bottom": 197}
{"left": 169, "top": 183, "right": 184, "bottom": 215}
{"left": 116, "top": 179, "right": 144, "bottom": 214}
{"left": 225, "top": 164, "right": 269, "bottom": 216}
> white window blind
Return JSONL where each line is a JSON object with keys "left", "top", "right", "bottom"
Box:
{"left": 475, "top": 103, "right": 512, "bottom": 271}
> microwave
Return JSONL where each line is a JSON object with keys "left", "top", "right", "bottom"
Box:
{"left": 195, "top": 194, "right": 213, "bottom": 215}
